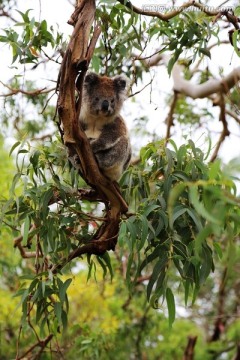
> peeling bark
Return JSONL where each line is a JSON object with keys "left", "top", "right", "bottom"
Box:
{"left": 54, "top": 0, "right": 128, "bottom": 271}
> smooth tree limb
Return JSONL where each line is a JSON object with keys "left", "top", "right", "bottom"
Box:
{"left": 171, "top": 64, "right": 240, "bottom": 99}
{"left": 117, "top": 0, "right": 221, "bottom": 21}
{"left": 55, "top": 0, "right": 128, "bottom": 271}
{"left": 141, "top": 53, "right": 240, "bottom": 157}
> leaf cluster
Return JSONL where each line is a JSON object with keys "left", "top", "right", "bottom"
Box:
{"left": 119, "top": 139, "right": 240, "bottom": 324}
{"left": 0, "top": 9, "right": 62, "bottom": 64}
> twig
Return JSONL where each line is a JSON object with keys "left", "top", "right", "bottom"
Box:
{"left": 135, "top": 306, "right": 150, "bottom": 359}
{"left": 210, "top": 93, "right": 230, "bottom": 162}
{"left": 165, "top": 91, "right": 179, "bottom": 140}
{"left": 0, "top": 81, "right": 55, "bottom": 97}
{"left": 13, "top": 225, "right": 41, "bottom": 259}
{"left": 210, "top": 267, "right": 228, "bottom": 342}
{"left": 16, "top": 334, "right": 54, "bottom": 360}
{"left": 226, "top": 109, "right": 240, "bottom": 124}
{"left": 51, "top": 238, "right": 117, "bottom": 273}
{"left": 0, "top": 8, "right": 17, "bottom": 22}
{"left": 128, "top": 79, "right": 153, "bottom": 98}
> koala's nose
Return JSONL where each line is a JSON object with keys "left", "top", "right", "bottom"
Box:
{"left": 101, "top": 100, "right": 109, "bottom": 112}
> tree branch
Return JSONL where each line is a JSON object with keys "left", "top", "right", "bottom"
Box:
{"left": 16, "top": 334, "right": 53, "bottom": 360}
{"left": 0, "top": 81, "right": 55, "bottom": 97}
{"left": 117, "top": 0, "right": 220, "bottom": 21}
{"left": 56, "top": 0, "right": 128, "bottom": 270}
{"left": 210, "top": 267, "right": 228, "bottom": 341}
{"left": 171, "top": 63, "right": 240, "bottom": 99}
{"left": 210, "top": 94, "right": 230, "bottom": 162}
{"left": 182, "top": 336, "right": 198, "bottom": 360}
{"left": 165, "top": 91, "right": 179, "bottom": 139}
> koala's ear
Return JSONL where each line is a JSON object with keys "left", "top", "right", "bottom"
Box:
{"left": 113, "top": 75, "right": 129, "bottom": 92}
{"left": 84, "top": 72, "right": 99, "bottom": 86}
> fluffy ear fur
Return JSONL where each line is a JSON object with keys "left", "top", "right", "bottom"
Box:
{"left": 113, "top": 74, "right": 129, "bottom": 91}
{"left": 84, "top": 72, "right": 99, "bottom": 86}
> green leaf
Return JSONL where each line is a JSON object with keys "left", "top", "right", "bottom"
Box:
{"left": 199, "top": 246, "right": 213, "bottom": 284}
{"left": 143, "top": 204, "right": 160, "bottom": 217}
{"left": 234, "top": 6, "right": 240, "bottom": 17}
{"left": 166, "top": 287, "right": 175, "bottom": 328}
{"left": 9, "top": 141, "right": 21, "bottom": 156}
{"left": 186, "top": 208, "right": 203, "bottom": 231}
{"left": 101, "top": 252, "right": 114, "bottom": 280}
{"left": 194, "top": 225, "right": 213, "bottom": 257}
{"left": 41, "top": 281, "right": 46, "bottom": 297}
{"left": 184, "top": 280, "right": 190, "bottom": 307}
{"left": 16, "top": 9, "right": 33, "bottom": 23}
{"left": 168, "top": 182, "right": 186, "bottom": 228}
{"left": 213, "top": 242, "right": 223, "bottom": 259}
{"left": 138, "top": 215, "right": 148, "bottom": 251}
{"left": 189, "top": 186, "right": 221, "bottom": 225}
{"left": 165, "top": 148, "right": 174, "bottom": 176}
{"left": 232, "top": 30, "right": 240, "bottom": 57}
{"left": 59, "top": 278, "right": 72, "bottom": 304}
{"left": 54, "top": 302, "right": 62, "bottom": 325}
{"left": 40, "top": 317, "right": 47, "bottom": 338}
{"left": 62, "top": 310, "right": 68, "bottom": 331}
{"left": 118, "top": 221, "right": 127, "bottom": 247}
{"left": 126, "top": 219, "right": 137, "bottom": 250}
{"left": 97, "top": 255, "right": 107, "bottom": 278}
{"left": 32, "top": 285, "right": 41, "bottom": 302}
{"left": 30, "top": 150, "right": 41, "bottom": 170}
{"left": 199, "top": 47, "right": 211, "bottom": 58}
{"left": 41, "top": 187, "right": 54, "bottom": 219}
{"left": 140, "top": 245, "right": 162, "bottom": 272}
{"left": 10, "top": 172, "right": 22, "bottom": 194}
{"left": 147, "top": 254, "right": 168, "bottom": 301}
{"left": 172, "top": 205, "right": 187, "bottom": 225}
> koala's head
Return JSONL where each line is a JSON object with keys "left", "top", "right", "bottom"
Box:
{"left": 82, "top": 72, "right": 129, "bottom": 119}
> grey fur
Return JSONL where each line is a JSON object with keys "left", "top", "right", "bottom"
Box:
{"left": 79, "top": 72, "right": 131, "bottom": 181}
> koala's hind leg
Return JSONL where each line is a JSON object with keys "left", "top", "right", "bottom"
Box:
{"left": 94, "top": 138, "right": 130, "bottom": 181}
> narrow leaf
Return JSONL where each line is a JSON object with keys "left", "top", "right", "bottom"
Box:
{"left": 166, "top": 287, "right": 175, "bottom": 328}
{"left": 59, "top": 278, "right": 72, "bottom": 304}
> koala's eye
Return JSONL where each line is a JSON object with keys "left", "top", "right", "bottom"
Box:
{"left": 95, "top": 97, "right": 99, "bottom": 101}
{"left": 111, "top": 98, "right": 115, "bottom": 104}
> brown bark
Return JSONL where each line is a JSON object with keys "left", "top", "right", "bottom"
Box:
{"left": 182, "top": 336, "right": 198, "bottom": 360}
{"left": 55, "top": 0, "right": 128, "bottom": 271}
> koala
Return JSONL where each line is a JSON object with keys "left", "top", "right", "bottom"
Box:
{"left": 79, "top": 72, "right": 131, "bottom": 182}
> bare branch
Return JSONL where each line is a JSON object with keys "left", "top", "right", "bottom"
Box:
{"left": 210, "top": 267, "right": 228, "bottom": 341}
{"left": 0, "top": 8, "right": 17, "bottom": 22}
{"left": 16, "top": 334, "right": 54, "bottom": 360}
{"left": 165, "top": 91, "right": 179, "bottom": 140}
{"left": 171, "top": 63, "right": 240, "bottom": 99}
{"left": 226, "top": 109, "right": 240, "bottom": 124}
{"left": 210, "top": 94, "right": 230, "bottom": 162}
{"left": 0, "top": 81, "right": 55, "bottom": 97}
{"left": 129, "top": 79, "right": 153, "bottom": 98}
{"left": 117, "top": 0, "right": 220, "bottom": 21}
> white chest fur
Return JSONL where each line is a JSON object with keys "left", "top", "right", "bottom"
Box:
{"left": 85, "top": 126, "right": 101, "bottom": 139}
{"left": 80, "top": 107, "right": 114, "bottom": 139}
